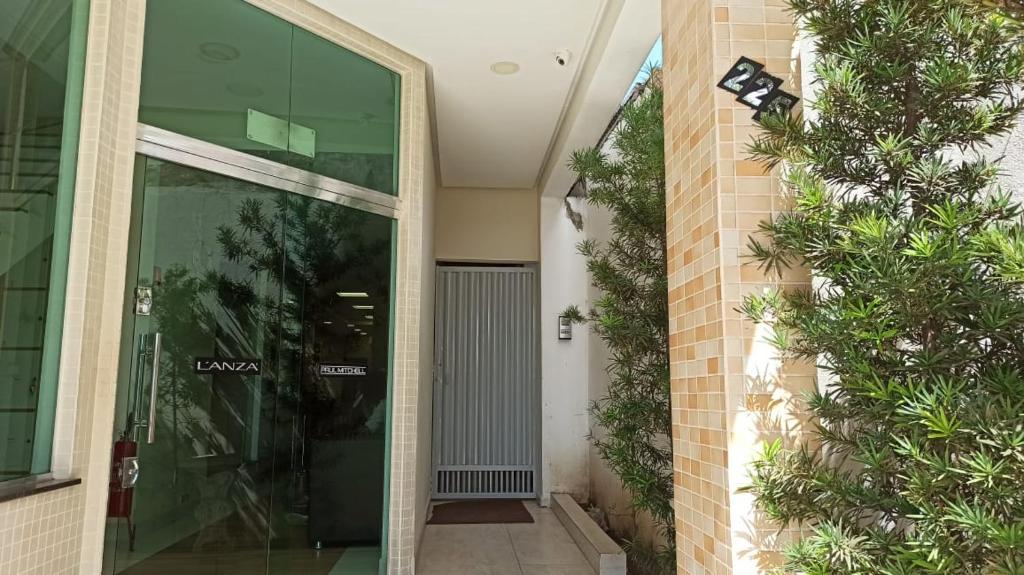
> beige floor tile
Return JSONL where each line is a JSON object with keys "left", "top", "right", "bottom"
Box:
{"left": 417, "top": 502, "right": 593, "bottom": 575}
{"left": 520, "top": 565, "right": 596, "bottom": 575}
{"left": 521, "top": 501, "right": 554, "bottom": 517}
{"left": 417, "top": 524, "right": 522, "bottom": 575}
{"left": 521, "top": 500, "right": 543, "bottom": 511}
{"left": 506, "top": 520, "right": 588, "bottom": 566}
{"left": 417, "top": 560, "right": 524, "bottom": 572}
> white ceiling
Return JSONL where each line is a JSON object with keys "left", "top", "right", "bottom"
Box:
{"left": 310, "top": 0, "right": 610, "bottom": 189}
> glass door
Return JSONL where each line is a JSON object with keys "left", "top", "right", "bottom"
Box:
{"left": 106, "top": 156, "right": 393, "bottom": 575}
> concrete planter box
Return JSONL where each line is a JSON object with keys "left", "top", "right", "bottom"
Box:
{"left": 551, "top": 493, "right": 627, "bottom": 575}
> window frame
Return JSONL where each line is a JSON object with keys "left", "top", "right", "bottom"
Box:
{"left": 0, "top": 0, "right": 91, "bottom": 485}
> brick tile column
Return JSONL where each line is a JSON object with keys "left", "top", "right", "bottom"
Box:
{"left": 661, "top": 1, "right": 815, "bottom": 573}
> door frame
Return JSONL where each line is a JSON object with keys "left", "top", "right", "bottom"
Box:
{"left": 430, "top": 263, "right": 542, "bottom": 500}
{"left": 135, "top": 123, "right": 399, "bottom": 220}
{"left": 104, "top": 123, "right": 401, "bottom": 573}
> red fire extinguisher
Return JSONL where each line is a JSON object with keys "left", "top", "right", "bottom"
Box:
{"left": 108, "top": 438, "right": 138, "bottom": 550}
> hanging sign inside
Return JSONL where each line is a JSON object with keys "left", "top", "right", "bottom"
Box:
{"left": 717, "top": 57, "right": 799, "bottom": 122}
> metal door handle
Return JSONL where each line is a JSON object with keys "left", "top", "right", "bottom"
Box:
{"left": 146, "top": 333, "right": 162, "bottom": 444}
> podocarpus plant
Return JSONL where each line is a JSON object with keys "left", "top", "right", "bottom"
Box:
{"left": 739, "top": 1, "right": 1024, "bottom": 573}
{"left": 562, "top": 73, "right": 673, "bottom": 573}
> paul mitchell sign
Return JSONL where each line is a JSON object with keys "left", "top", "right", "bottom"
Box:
{"left": 319, "top": 364, "right": 367, "bottom": 377}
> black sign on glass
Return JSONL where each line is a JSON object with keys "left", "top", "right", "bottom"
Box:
{"left": 717, "top": 57, "right": 800, "bottom": 124}
{"left": 319, "top": 364, "right": 367, "bottom": 377}
{"left": 194, "top": 358, "right": 262, "bottom": 375}
{"left": 717, "top": 57, "right": 764, "bottom": 95}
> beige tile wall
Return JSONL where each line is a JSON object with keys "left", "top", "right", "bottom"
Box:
{"left": 662, "top": 0, "right": 814, "bottom": 573}
{"left": 0, "top": 1, "right": 432, "bottom": 573}
{"left": 0, "top": 485, "right": 85, "bottom": 574}
{"left": 0, "top": 1, "right": 146, "bottom": 573}
{"left": 74, "top": 2, "right": 148, "bottom": 571}
{"left": 413, "top": 104, "right": 438, "bottom": 555}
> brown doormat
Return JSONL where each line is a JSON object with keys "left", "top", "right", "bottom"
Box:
{"left": 427, "top": 499, "right": 534, "bottom": 525}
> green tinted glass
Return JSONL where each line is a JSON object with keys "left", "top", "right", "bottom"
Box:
{"left": 288, "top": 27, "right": 399, "bottom": 195}
{"left": 108, "top": 158, "right": 393, "bottom": 574}
{"left": 138, "top": 0, "right": 293, "bottom": 163}
{"left": 0, "top": 0, "right": 86, "bottom": 481}
{"left": 139, "top": 0, "right": 400, "bottom": 196}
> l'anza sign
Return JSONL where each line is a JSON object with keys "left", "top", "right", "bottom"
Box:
{"left": 319, "top": 364, "right": 367, "bottom": 377}
{"left": 194, "top": 358, "right": 262, "bottom": 375}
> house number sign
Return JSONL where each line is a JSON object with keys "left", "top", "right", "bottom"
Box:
{"left": 717, "top": 57, "right": 799, "bottom": 122}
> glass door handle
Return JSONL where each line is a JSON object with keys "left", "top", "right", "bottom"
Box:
{"left": 146, "top": 333, "right": 162, "bottom": 444}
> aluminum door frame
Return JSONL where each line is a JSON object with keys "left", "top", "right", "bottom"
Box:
{"left": 135, "top": 123, "right": 399, "bottom": 219}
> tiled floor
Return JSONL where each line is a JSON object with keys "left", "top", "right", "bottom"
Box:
{"left": 417, "top": 501, "right": 596, "bottom": 575}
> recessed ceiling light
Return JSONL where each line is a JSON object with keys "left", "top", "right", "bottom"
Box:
{"left": 353, "top": 305, "right": 374, "bottom": 310}
{"left": 337, "top": 292, "right": 369, "bottom": 298}
{"left": 365, "top": 315, "right": 374, "bottom": 320}
{"left": 490, "top": 61, "right": 520, "bottom": 76}
{"left": 199, "top": 42, "right": 240, "bottom": 63}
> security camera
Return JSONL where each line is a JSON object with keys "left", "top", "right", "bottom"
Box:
{"left": 554, "top": 49, "right": 572, "bottom": 67}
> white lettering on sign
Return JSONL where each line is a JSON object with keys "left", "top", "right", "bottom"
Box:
{"left": 194, "top": 358, "right": 262, "bottom": 375}
{"left": 319, "top": 364, "right": 367, "bottom": 377}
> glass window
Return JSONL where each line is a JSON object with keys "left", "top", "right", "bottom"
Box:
{"left": 138, "top": 0, "right": 293, "bottom": 162}
{"left": 288, "top": 27, "right": 400, "bottom": 195}
{"left": 0, "top": 0, "right": 87, "bottom": 481}
{"left": 139, "top": 0, "right": 400, "bottom": 196}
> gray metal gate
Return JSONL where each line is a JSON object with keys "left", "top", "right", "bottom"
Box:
{"left": 432, "top": 266, "right": 539, "bottom": 499}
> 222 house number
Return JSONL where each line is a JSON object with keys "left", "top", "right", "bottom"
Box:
{"left": 716, "top": 57, "right": 799, "bottom": 122}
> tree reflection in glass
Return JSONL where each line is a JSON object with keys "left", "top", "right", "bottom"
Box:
{"left": 129, "top": 160, "right": 392, "bottom": 569}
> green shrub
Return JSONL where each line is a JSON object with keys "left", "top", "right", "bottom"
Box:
{"left": 740, "top": 1, "right": 1024, "bottom": 573}
{"left": 565, "top": 74, "right": 674, "bottom": 571}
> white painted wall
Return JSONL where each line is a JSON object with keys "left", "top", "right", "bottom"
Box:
{"left": 538, "top": 195, "right": 592, "bottom": 504}
{"left": 578, "top": 194, "right": 663, "bottom": 544}
{"left": 534, "top": 0, "right": 660, "bottom": 510}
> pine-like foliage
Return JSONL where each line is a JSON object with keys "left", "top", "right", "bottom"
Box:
{"left": 563, "top": 74, "right": 674, "bottom": 571}
{"left": 740, "top": 1, "right": 1024, "bottom": 573}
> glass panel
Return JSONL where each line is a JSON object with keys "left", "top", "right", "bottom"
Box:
{"left": 108, "top": 157, "right": 393, "bottom": 575}
{"left": 0, "top": 0, "right": 83, "bottom": 481}
{"left": 138, "top": 0, "right": 293, "bottom": 163}
{"left": 269, "top": 193, "right": 393, "bottom": 574}
{"left": 110, "top": 158, "right": 283, "bottom": 574}
{"left": 138, "top": 0, "right": 400, "bottom": 196}
{"left": 287, "top": 28, "right": 399, "bottom": 195}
